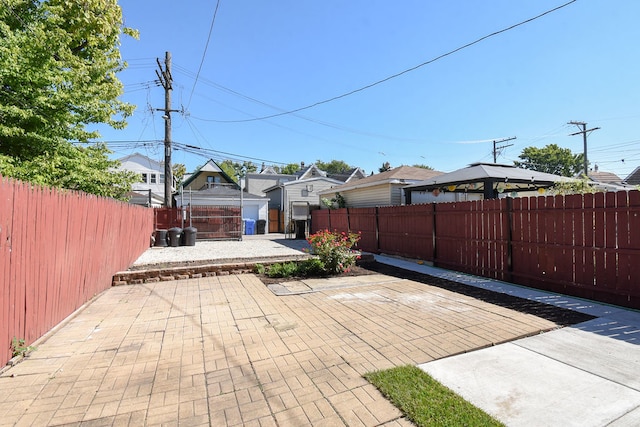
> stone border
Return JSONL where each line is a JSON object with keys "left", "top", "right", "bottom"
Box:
{"left": 112, "top": 254, "right": 375, "bottom": 286}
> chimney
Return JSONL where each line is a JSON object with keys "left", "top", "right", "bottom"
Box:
{"left": 594, "top": 164, "right": 599, "bottom": 172}
{"left": 260, "top": 162, "right": 265, "bottom": 172}
{"left": 300, "top": 161, "right": 305, "bottom": 169}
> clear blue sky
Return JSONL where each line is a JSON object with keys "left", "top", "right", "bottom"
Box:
{"left": 97, "top": 0, "right": 640, "bottom": 179}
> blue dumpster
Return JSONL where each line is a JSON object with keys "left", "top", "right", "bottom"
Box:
{"left": 244, "top": 219, "right": 255, "bottom": 235}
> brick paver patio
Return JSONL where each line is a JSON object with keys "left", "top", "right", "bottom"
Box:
{"left": 0, "top": 273, "right": 560, "bottom": 426}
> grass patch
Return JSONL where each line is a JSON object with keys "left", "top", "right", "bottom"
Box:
{"left": 364, "top": 365, "right": 504, "bottom": 427}
{"left": 254, "top": 259, "right": 329, "bottom": 279}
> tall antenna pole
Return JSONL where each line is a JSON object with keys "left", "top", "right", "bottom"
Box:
{"left": 156, "top": 51, "right": 179, "bottom": 208}
{"left": 568, "top": 121, "right": 600, "bottom": 176}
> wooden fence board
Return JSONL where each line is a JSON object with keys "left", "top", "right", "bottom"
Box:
{"left": 0, "top": 178, "right": 14, "bottom": 362}
{"left": 311, "top": 190, "right": 640, "bottom": 310}
{"left": 346, "top": 208, "right": 377, "bottom": 253}
{"left": 0, "top": 176, "right": 154, "bottom": 368}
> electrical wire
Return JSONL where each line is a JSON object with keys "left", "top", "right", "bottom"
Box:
{"left": 186, "top": 0, "right": 221, "bottom": 110}
{"left": 204, "top": 0, "right": 577, "bottom": 123}
{"left": 175, "top": 65, "right": 428, "bottom": 142}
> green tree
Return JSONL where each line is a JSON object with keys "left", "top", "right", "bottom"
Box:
{"left": 172, "top": 163, "right": 186, "bottom": 183}
{"left": 514, "top": 144, "right": 585, "bottom": 177}
{"left": 549, "top": 176, "right": 601, "bottom": 195}
{"left": 412, "top": 164, "right": 434, "bottom": 170}
{"left": 220, "top": 160, "right": 257, "bottom": 182}
{"left": 0, "top": 143, "right": 138, "bottom": 199}
{"left": 379, "top": 162, "right": 391, "bottom": 173}
{"left": 280, "top": 163, "right": 300, "bottom": 175}
{"left": 315, "top": 159, "right": 353, "bottom": 174}
{"left": 0, "top": 0, "right": 138, "bottom": 198}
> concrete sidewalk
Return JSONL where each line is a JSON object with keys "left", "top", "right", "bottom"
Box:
{"left": 381, "top": 256, "right": 640, "bottom": 426}
{"left": 0, "top": 236, "right": 638, "bottom": 426}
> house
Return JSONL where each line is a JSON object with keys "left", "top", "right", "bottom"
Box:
{"left": 588, "top": 165, "right": 633, "bottom": 191}
{"left": 118, "top": 153, "right": 173, "bottom": 207}
{"left": 244, "top": 162, "right": 366, "bottom": 235}
{"left": 623, "top": 166, "right": 640, "bottom": 186}
{"left": 404, "top": 163, "right": 575, "bottom": 204}
{"left": 245, "top": 165, "right": 297, "bottom": 197}
{"left": 293, "top": 162, "right": 366, "bottom": 183}
{"left": 177, "top": 159, "right": 269, "bottom": 233}
{"left": 318, "top": 165, "right": 444, "bottom": 208}
{"left": 589, "top": 165, "right": 624, "bottom": 185}
{"left": 264, "top": 176, "right": 343, "bottom": 237}
{"left": 125, "top": 190, "right": 164, "bottom": 207}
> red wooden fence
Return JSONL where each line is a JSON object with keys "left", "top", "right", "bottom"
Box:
{"left": 0, "top": 177, "right": 154, "bottom": 367}
{"left": 311, "top": 191, "right": 640, "bottom": 310}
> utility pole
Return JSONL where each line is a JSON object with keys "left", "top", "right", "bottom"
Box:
{"left": 568, "top": 121, "right": 600, "bottom": 176}
{"left": 155, "top": 51, "right": 180, "bottom": 208}
{"left": 492, "top": 136, "right": 517, "bottom": 163}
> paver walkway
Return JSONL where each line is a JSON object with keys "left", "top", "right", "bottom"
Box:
{"left": 0, "top": 272, "right": 562, "bottom": 426}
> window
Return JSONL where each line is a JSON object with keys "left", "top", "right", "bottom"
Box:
{"left": 141, "top": 173, "right": 148, "bottom": 183}
{"left": 150, "top": 174, "right": 157, "bottom": 184}
{"left": 160, "top": 174, "right": 165, "bottom": 184}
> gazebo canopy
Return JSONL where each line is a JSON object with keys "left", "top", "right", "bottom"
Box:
{"left": 404, "top": 163, "right": 574, "bottom": 201}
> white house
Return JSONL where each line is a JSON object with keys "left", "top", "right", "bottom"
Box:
{"left": 118, "top": 153, "right": 173, "bottom": 207}
{"left": 318, "top": 165, "right": 444, "bottom": 207}
{"left": 264, "top": 176, "right": 343, "bottom": 237}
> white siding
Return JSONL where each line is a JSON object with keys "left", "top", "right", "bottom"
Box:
{"left": 119, "top": 155, "right": 166, "bottom": 196}
{"left": 246, "top": 174, "right": 295, "bottom": 196}
{"left": 409, "top": 191, "right": 482, "bottom": 204}
{"left": 341, "top": 184, "right": 393, "bottom": 207}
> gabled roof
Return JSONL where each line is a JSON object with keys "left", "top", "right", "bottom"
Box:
{"left": 180, "top": 159, "right": 238, "bottom": 189}
{"left": 327, "top": 167, "right": 367, "bottom": 183}
{"left": 404, "top": 163, "right": 574, "bottom": 198}
{"left": 319, "top": 165, "right": 444, "bottom": 194}
{"left": 259, "top": 166, "right": 279, "bottom": 174}
{"left": 588, "top": 171, "right": 623, "bottom": 185}
{"left": 624, "top": 166, "right": 640, "bottom": 186}
{"left": 294, "top": 164, "right": 327, "bottom": 180}
{"left": 118, "top": 152, "right": 163, "bottom": 169}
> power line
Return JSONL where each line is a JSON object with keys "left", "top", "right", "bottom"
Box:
{"left": 186, "top": 0, "right": 221, "bottom": 110}
{"left": 206, "top": 0, "right": 577, "bottom": 123}
{"left": 172, "top": 141, "right": 288, "bottom": 166}
{"left": 176, "top": 65, "right": 428, "bottom": 142}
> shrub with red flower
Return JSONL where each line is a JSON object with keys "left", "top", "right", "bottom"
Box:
{"left": 306, "top": 229, "right": 361, "bottom": 275}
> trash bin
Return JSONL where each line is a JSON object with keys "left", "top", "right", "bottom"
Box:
{"left": 295, "top": 220, "right": 306, "bottom": 239}
{"left": 244, "top": 219, "right": 255, "bottom": 235}
{"left": 167, "top": 227, "right": 182, "bottom": 247}
{"left": 256, "top": 219, "right": 266, "bottom": 235}
{"left": 154, "top": 229, "right": 168, "bottom": 247}
{"left": 181, "top": 226, "right": 197, "bottom": 246}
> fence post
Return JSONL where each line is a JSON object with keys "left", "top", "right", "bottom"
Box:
{"left": 432, "top": 202, "right": 438, "bottom": 266}
{"left": 506, "top": 197, "right": 513, "bottom": 281}
{"left": 327, "top": 209, "right": 331, "bottom": 230}
{"left": 375, "top": 206, "right": 380, "bottom": 252}
{"left": 346, "top": 207, "right": 351, "bottom": 232}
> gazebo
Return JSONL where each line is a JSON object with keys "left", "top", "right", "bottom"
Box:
{"left": 404, "top": 163, "right": 574, "bottom": 203}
